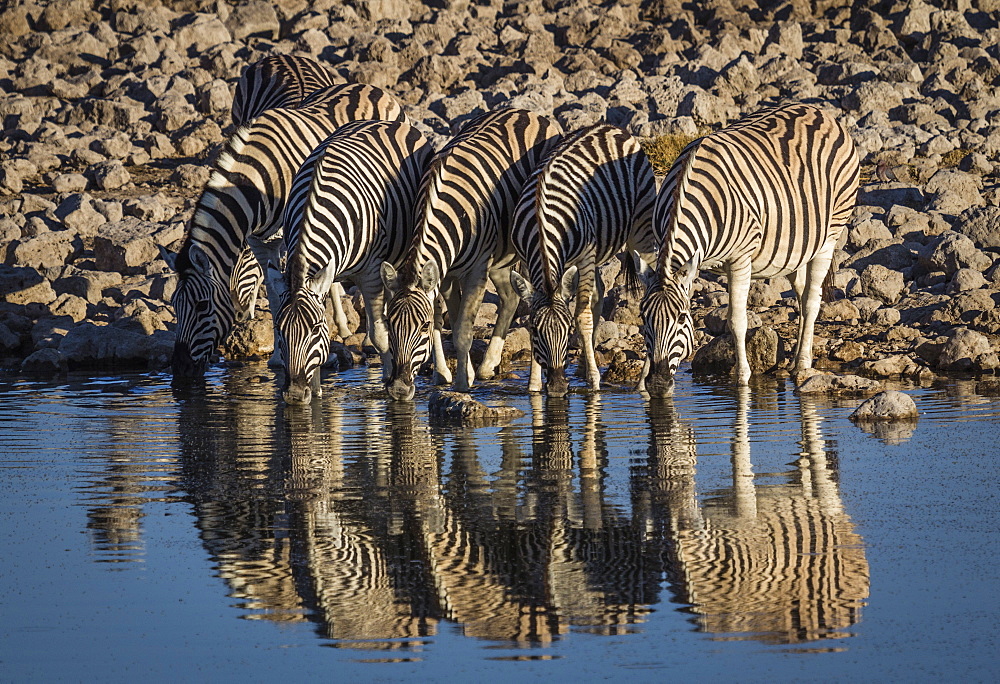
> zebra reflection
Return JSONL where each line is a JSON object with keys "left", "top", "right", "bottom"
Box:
{"left": 655, "top": 386, "right": 870, "bottom": 644}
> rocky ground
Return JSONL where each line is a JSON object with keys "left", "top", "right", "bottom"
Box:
{"left": 1, "top": 0, "right": 999, "bottom": 393}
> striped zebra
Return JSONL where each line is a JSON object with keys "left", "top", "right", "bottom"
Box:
{"left": 231, "top": 54, "right": 338, "bottom": 127}
{"left": 509, "top": 123, "right": 657, "bottom": 397}
{"left": 634, "top": 102, "right": 859, "bottom": 396}
{"left": 228, "top": 55, "right": 354, "bottom": 338}
{"left": 268, "top": 120, "right": 433, "bottom": 404}
{"left": 159, "top": 83, "right": 407, "bottom": 377}
{"left": 380, "top": 108, "right": 562, "bottom": 400}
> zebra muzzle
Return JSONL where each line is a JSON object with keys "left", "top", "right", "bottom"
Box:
{"left": 171, "top": 342, "right": 209, "bottom": 378}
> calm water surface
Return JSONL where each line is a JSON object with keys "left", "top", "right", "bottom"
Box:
{"left": 0, "top": 363, "right": 997, "bottom": 681}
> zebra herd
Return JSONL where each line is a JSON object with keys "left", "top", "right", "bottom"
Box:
{"left": 160, "top": 55, "right": 860, "bottom": 403}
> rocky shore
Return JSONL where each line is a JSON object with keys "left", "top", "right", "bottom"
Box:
{"left": 1, "top": 0, "right": 998, "bottom": 390}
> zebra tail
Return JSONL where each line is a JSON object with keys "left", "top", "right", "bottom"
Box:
{"left": 619, "top": 251, "right": 643, "bottom": 299}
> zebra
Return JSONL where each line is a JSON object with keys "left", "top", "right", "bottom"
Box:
{"left": 380, "top": 108, "right": 562, "bottom": 400}
{"left": 231, "top": 54, "right": 339, "bottom": 127}
{"left": 159, "top": 82, "right": 407, "bottom": 377}
{"left": 509, "top": 123, "right": 657, "bottom": 397}
{"left": 634, "top": 102, "right": 859, "bottom": 396}
{"left": 268, "top": 120, "right": 433, "bottom": 404}
{"left": 228, "top": 55, "right": 354, "bottom": 338}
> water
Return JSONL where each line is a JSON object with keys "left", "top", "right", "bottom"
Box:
{"left": 0, "top": 364, "right": 997, "bottom": 681}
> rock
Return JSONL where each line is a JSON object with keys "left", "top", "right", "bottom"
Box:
{"left": 820, "top": 298, "right": 861, "bottom": 322}
{"left": 0, "top": 266, "right": 55, "bottom": 306}
{"left": 173, "top": 15, "right": 231, "bottom": 54}
{"left": 87, "top": 160, "right": 131, "bottom": 191}
{"left": 831, "top": 339, "right": 864, "bottom": 363}
{"left": 937, "top": 327, "right": 999, "bottom": 372}
{"left": 850, "top": 390, "right": 919, "bottom": 421}
{"left": 956, "top": 206, "right": 1000, "bottom": 251}
{"left": 325, "top": 340, "right": 361, "bottom": 370}
{"left": 746, "top": 326, "right": 779, "bottom": 373}
{"left": 54, "top": 268, "right": 123, "bottom": 304}
{"left": 21, "top": 348, "right": 67, "bottom": 375}
{"left": 93, "top": 218, "right": 162, "bottom": 275}
{"left": 602, "top": 349, "right": 643, "bottom": 385}
{"left": 170, "top": 164, "right": 211, "bottom": 189}
{"left": 428, "top": 390, "right": 524, "bottom": 426}
{"left": 871, "top": 307, "right": 901, "bottom": 326}
{"left": 58, "top": 322, "right": 174, "bottom": 369}
{"left": 221, "top": 315, "right": 274, "bottom": 360}
{"left": 12, "top": 232, "right": 78, "bottom": 271}
{"left": 919, "top": 232, "right": 992, "bottom": 276}
{"left": 848, "top": 217, "right": 893, "bottom": 250}
{"left": 54, "top": 193, "right": 106, "bottom": 236}
{"left": 947, "top": 268, "right": 987, "bottom": 294}
{"left": 225, "top": 1, "right": 279, "bottom": 41}
{"left": 859, "top": 264, "right": 904, "bottom": 304}
{"left": 796, "top": 373, "right": 883, "bottom": 395}
{"left": 691, "top": 334, "right": 735, "bottom": 373}
{"left": 924, "top": 169, "right": 984, "bottom": 213}
{"left": 862, "top": 354, "right": 929, "bottom": 378}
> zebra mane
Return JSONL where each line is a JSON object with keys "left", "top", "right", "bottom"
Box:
{"left": 399, "top": 155, "right": 448, "bottom": 288}
{"left": 182, "top": 124, "right": 254, "bottom": 270}
{"left": 659, "top": 138, "right": 702, "bottom": 278}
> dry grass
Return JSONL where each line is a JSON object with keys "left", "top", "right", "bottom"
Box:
{"left": 640, "top": 132, "right": 702, "bottom": 177}
{"left": 940, "top": 148, "right": 972, "bottom": 168}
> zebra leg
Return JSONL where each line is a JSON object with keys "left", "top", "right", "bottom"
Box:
{"left": 329, "top": 281, "right": 352, "bottom": 339}
{"left": 794, "top": 249, "right": 835, "bottom": 372}
{"left": 452, "top": 267, "right": 490, "bottom": 392}
{"left": 247, "top": 233, "right": 285, "bottom": 367}
{"left": 726, "top": 256, "right": 754, "bottom": 385}
{"left": 574, "top": 265, "right": 601, "bottom": 390}
{"left": 356, "top": 269, "right": 392, "bottom": 378}
{"left": 434, "top": 285, "right": 460, "bottom": 386}
{"left": 478, "top": 266, "right": 517, "bottom": 381}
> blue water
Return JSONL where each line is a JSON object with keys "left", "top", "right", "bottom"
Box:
{"left": 0, "top": 365, "right": 997, "bottom": 681}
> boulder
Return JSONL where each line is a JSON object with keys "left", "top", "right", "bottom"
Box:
{"left": 93, "top": 218, "right": 162, "bottom": 275}
{"left": 602, "top": 349, "right": 644, "bottom": 386}
{"left": 87, "top": 160, "right": 131, "bottom": 191}
{"left": 58, "top": 321, "right": 174, "bottom": 369}
{"left": 12, "top": 232, "right": 78, "bottom": 271}
{"left": 858, "top": 354, "right": 926, "bottom": 378}
{"left": 796, "top": 373, "right": 883, "bottom": 395}
{"left": 956, "top": 206, "right": 1000, "bottom": 251}
{"left": 428, "top": 390, "right": 524, "bottom": 426}
{"left": 849, "top": 390, "right": 919, "bottom": 421}
{"left": 225, "top": 1, "right": 279, "bottom": 41}
{"left": 746, "top": 326, "right": 779, "bottom": 374}
{"left": 919, "top": 232, "right": 992, "bottom": 276}
{"left": 937, "top": 327, "right": 999, "bottom": 372}
{"left": 924, "top": 169, "right": 985, "bottom": 213}
{"left": 21, "top": 348, "right": 68, "bottom": 375}
{"left": 859, "top": 264, "right": 904, "bottom": 304}
{"left": 54, "top": 193, "right": 106, "bottom": 236}
{"left": 221, "top": 315, "right": 274, "bottom": 360}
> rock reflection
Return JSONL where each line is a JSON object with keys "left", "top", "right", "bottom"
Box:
{"left": 171, "top": 378, "right": 868, "bottom": 648}
{"left": 665, "top": 387, "right": 870, "bottom": 644}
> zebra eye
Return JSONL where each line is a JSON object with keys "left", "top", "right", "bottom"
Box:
{"left": 420, "top": 321, "right": 431, "bottom": 333}
{"left": 194, "top": 301, "right": 210, "bottom": 313}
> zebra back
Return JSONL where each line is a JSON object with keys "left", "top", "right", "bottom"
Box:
{"left": 513, "top": 123, "right": 656, "bottom": 295}
{"left": 655, "top": 102, "right": 860, "bottom": 279}
{"left": 399, "top": 108, "right": 562, "bottom": 287}
{"left": 231, "top": 54, "right": 339, "bottom": 126}
{"left": 178, "top": 82, "right": 407, "bottom": 284}
{"left": 283, "top": 120, "right": 432, "bottom": 290}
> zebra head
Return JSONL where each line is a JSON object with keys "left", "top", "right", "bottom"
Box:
{"left": 634, "top": 252, "right": 696, "bottom": 398}
{"left": 160, "top": 243, "right": 234, "bottom": 378}
{"left": 511, "top": 267, "right": 578, "bottom": 398}
{"left": 270, "top": 261, "right": 335, "bottom": 405}
{"left": 381, "top": 260, "right": 439, "bottom": 401}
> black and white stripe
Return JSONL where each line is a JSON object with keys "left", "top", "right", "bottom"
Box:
{"left": 160, "top": 82, "right": 407, "bottom": 377}
{"left": 269, "top": 120, "right": 433, "bottom": 404}
{"left": 231, "top": 54, "right": 338, "bottom": 127}
{"left": 229, "top": 55, "right": 344, "bottom": 329}
{"left": 635, "top": 102, "right": 859, "bottom": 396}
{"left": 380, "top": 108, "right": 562, "bottom": 400}
{"left": 509, "top": 123, "right": 657, "bottom": 397}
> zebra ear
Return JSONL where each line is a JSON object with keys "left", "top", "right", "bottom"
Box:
{"left": 188, "top": 243, "right": 213, "bottom": 276}
{"left": 675, "top": 255, "right": 699, "bottom": 294}
{"left": 158, "top": 245, "right": 178, "bottom": 271}
{"left": 266, "top": 261, "right": 287, "bottom": 301}
{"left": 418, "top": 260, "right": 439, "bottom": 293}
{"left": 308, "top": 261, "right": 337, "bottom": 298}
{"left": 559, "top": 266, "right": 578, "bottom": 303}
{"left": 380, "top": 262, "right": 399, "bottom": 295}
{"left": 510, "top": 270, "right": 534, "bottom": 301}
{"left": 632, "top": 251, "right": 658, "bottom": 291}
